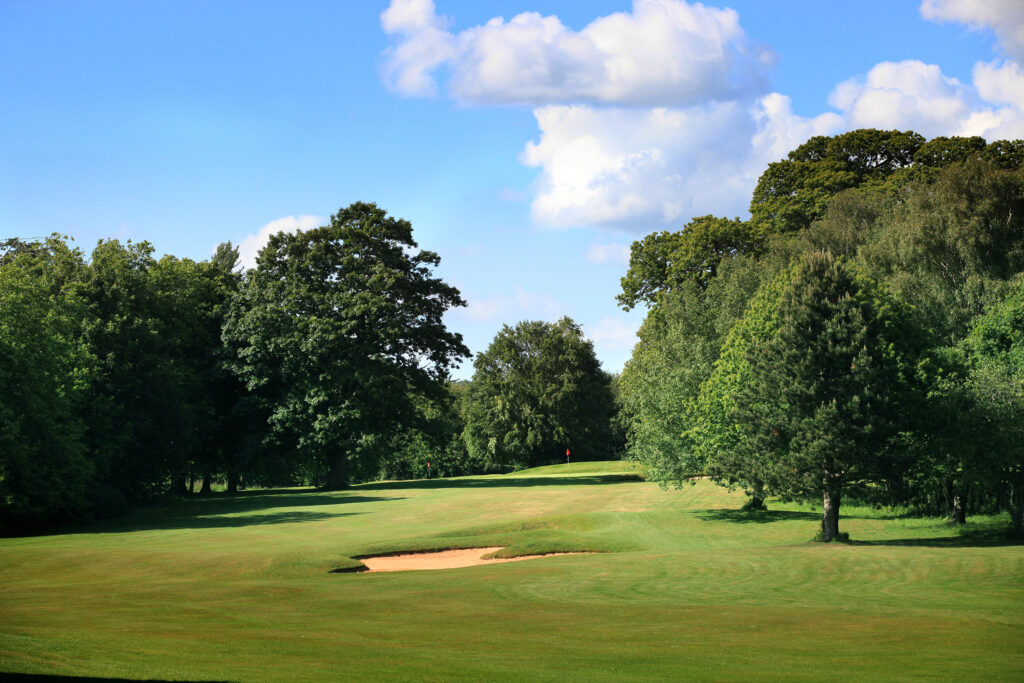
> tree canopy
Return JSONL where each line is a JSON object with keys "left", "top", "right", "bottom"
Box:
{"left": 463, "top": 317, "right": 618, "bottom": 469}
{"left": 617, "top": 215, "right": 760, "bottom": 310}
{"left": 222, "top": 202, "right": 469, "bottom": 489}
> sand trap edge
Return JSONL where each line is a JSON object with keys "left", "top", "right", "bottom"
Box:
{"left": 331, "top": 546, "right": 594, "bottom": 573}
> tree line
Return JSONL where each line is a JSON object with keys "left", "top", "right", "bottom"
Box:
{"left": 0, "top": 202, "right": 618, "bottom": 532}
{"left": 619, "top": 130, "right": 1024, "bottom": 540}
{"left": 4, "top": 130, "right": 1022, "bottom": 540}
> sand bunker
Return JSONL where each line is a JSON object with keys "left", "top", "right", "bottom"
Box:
{"left": 356, "top": 547, "right": 586, "bottom": 572}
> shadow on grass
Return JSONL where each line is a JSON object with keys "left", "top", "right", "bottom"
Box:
{"left": 46, "top": 489, "right": 399, "bottom": 536}
{"left": 152, "top": 491, "right": 399, "bottom": 516}
{"left": 696, "top": 508, "right": 821, "bottom": 524}
{"left": 0, "top": 675, "right": 232, "bottom": 682}
{"left": 84, "top": 509, "right": 364, "bottom": 533}
{"left": 851, "top": 527, "right": 1023, "bottom": 548}
{"left": 356, "top": 473, "right": 644, "bottom": 491}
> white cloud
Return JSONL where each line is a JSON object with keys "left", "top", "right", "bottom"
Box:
{"left": 921, "top": 0, "right": 1024, "bottom": 60}
{"left": 828, "top": 60, "right": 976, "bottom": 139}
{"left": 586, "top": 316, "right": 639, "bottom": 353}
{"left": 459, "top": 286, "right": 563, "bottom": 322}
{"left": 379, "top": 0, "right": 457, "bottom": 97}
{"left": 381, "top": 0, "right": 775, "bottom": 106}
{"left": 521, "top": 95, "right": 841, "bottom": 229}
{"left": 585, "top": 240, "right": 631, "bottom": 265}
{"left": 827, "top": 59, "right": 1024, "bottom": 141}
{"left": 380, "top": 2, "right": 1024, "bottom": 233}
{"left": 237, "top": 215, "right": 323, "bottom": 270}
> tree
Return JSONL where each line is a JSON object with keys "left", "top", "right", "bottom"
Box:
{"left": 621, "top": 255, "right": 770, "bottom": 488}
{"left": 463, "top": 317, "right": 617, "bottom": 469}
{"left": 79, "top": 239, "right": 176, "bottom": 500}
{"left": 0, "top": 252, "right": 92, "bottom": 529}
{"left": 719, "top": 252, "right": 924, "bottom": 541}
{"left": 617, "top": 215, "right": 759, "bottom": 310}
{"left": 961, "top": 278, "right": 1024, "bottom": 537}
{"left": 861, "top": 158, "right": 1024, "bottom": 345}
{"left": 745, "top": 129, "right": 1024, "bottom": 237}
{"left": 687, "top": 267, "right": 791, "bottom": 508}
{"left": 376, "top": 382, "right": 482, "bottom": 481}
{"left": 222, "top": 202, "right": 469, "bottom": 489}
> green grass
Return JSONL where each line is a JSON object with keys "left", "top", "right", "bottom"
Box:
{"left": 1, "top": 462, "right": 1021, "bottom": 681}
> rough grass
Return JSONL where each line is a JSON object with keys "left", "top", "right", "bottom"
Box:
{"left": 0, "top": 463, "right": 1021, "bottom": 681}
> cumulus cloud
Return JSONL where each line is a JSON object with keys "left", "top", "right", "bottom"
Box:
{"left": 522, "top": 95, "right": 841, "bottom": 229}
{"left": 828, "top": 59, "right": 1024, "bottom": 141}
{"left": 459, "top": 286, "right": 564, "bottom": 322}
{"left": 381, "top": 0, "right": 776, "bottom": 106}
{"left": 828, "top": 60, "right": 977, "bottom": 139}
{"left": 521, "top": 57, "right": 1024, "bottom": 229}
{"left": 585, "top": 241, "right": 631, "bottom": 265}
{"left": 237, "top": 215, "right": 323, "bottom": 270}
{"left": 380, "top": 2, "right": 1024, "bottom": 232}
{"left": 921, "top": 0, "right": 1024, "bottom": 60}
{"left": 586, "top": 316, "right": 639, "bottom": 353}
{"left": 380, "top": 0, "right": 457, "bottom": 96}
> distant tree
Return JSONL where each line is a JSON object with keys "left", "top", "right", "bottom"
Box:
{"left": 861, "top": 158, "right": 1024, "bottom": 344}
{"left": 376, "top": 383, "right": 482, "bottom": 481}
{"left": 617, "top": 215, "right": 759, "bottom": 310}
{"left": 913, "top": 136, "right": 987, "bottom": 166}
{"left": 463, "top": 317, "right": 617, "bottom": 469}
{"left": 0, "top": 253, "right": 92, "bottom": 528}
{"left": 980, "top": 139, "right": 1024, "bottom": 170}
{"left": 961, "top": 278, "right": 1024, "bottom": 537}
{"left": 79, "top": 239, "right": 179, "bottom": 500}
{"left": 621, "top": 255, "right": 770, "bottom": 488}
{"left": 749, "top": 129, "right": 926, "bottom": 235}
{"left": 222, "top": 202, "right": 469, "bottom": 489}
{"left": 714, "top": 252, "right": 925, "bottom": 540}
{"left": 688, "top": 268, "right": 789, "bottom": 508}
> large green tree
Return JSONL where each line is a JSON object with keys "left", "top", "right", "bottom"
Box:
{"left": 861, "top": 157, "right": 1024, "bottom": 345}
{"left": 0, "top": 249, "right": 92, "bottom": 528}
{"left": 617, "top": 215, "right": 759, "bottom": 310}
{"left": 749, "top": 130, "right": 1024, "bottom": 237}
{"left": 463, "top": 317, "right": 617, "bottom": 469}
{"left": 222, "top": 202, "right": 468, "bottom": 489}
{"left": 718, "top": 252, "right": 925, "bottom": 540}
{"left": 620, "top": 255, "right": 771, "bottom": 488}
{"left": 961, "top": 278, "right": 1024, "bottom": 537}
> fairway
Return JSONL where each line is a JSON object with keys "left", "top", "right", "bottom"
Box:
{"left": 1, "top": 463, "right": 1021, "bottom": 681}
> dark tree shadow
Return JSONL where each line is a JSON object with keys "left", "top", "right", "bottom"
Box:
{"left": 0, "top": 674, "right": 232, "bottom": 682}
{"left": 851, "top": 528, "right": 1024, "bottom": 548}
{"left": 356, "top": 473, "right": 644, "bottom": 491}
{"left": 696, "top": 508, "right": 821, "bottom": 524}
{"left": 33, "top": 490, "right": 401, "bottom": 536}
{"left": 81, "top": 509, "right": 364, "bottom": 533}
{"left": 146, "top": 491, "right": 399, "bottom": 516}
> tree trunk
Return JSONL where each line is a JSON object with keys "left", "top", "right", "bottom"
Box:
{"left": 743, "top": 483, "right": 766, "bottom": 510}
{"left": 324, "top": 454, "right": 349, "bottom": 490}
{"left": 1010, "top": 480, "right": 1024, "bottom": 540}
{"left": 200, "top": 472, "right": 212, "bottom": 495}
{"left": 172, "top": 475, "right": 188, "bottom": 496}
{"left": 821, "top": 487, "right": 841, "bottom": 542}
{"left": 951, "top": 491, "right": 967, "bottom": 525}
{"left": 226, "top": 470, "right": 238, "bottom": 494}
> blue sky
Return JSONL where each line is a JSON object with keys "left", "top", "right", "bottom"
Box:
{"left": 3, "top": 0, "right": 1023, "bottom": 378}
